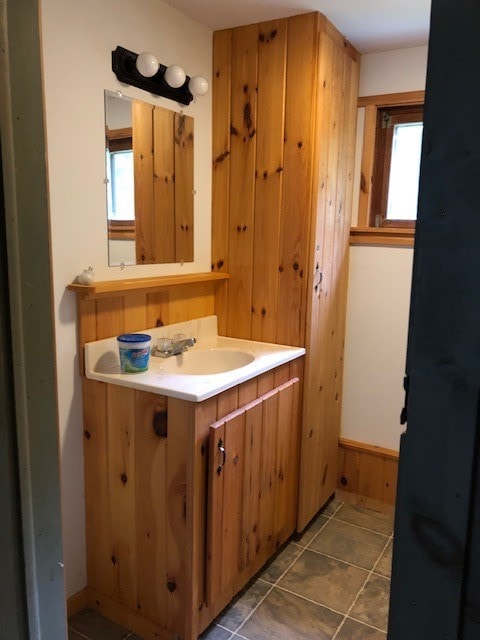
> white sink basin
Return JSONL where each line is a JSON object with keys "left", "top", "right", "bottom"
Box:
{"left": 84, "top": 316, "right": 305, "bottom": 401}
{"left": 157, "top": 348, "right": 255, "bottom": 375}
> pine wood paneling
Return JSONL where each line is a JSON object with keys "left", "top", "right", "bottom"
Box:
{"left": 226, "top": 24, "right": 258, "bottom": 338}
{"left": 338, "top": 443, "right": 360, "bottom": 495}
{"left": 358, "top": 453, "right": 385, "bottom": 512}
{"left": 146, "top": 290, "right": 169, "bottom": 328}
{"left": 123, "top": 291, "right": 148, "bottom": 332}
{"left": 77, "top": 298, "right": 97, "bottom": 373}
{"left": 83, "top": 379, "right": 111, "bottom": 596}
{"left": 187, "top": 397, "right": 218, "bottom": 636}
{"left": 297, "top": 32, "right": 335, "bottom": 530}
{"left": 83, "top": 385, "right": 190, "bottom": 638}
{"left": 216, "top": 386, "right": 238, "bottom": 418}
{"left": 106, "top": 385, "right": 137, "bottom": 608}
{"left": 257, "top": 369, "right": 275, "bottom": 396}
{"left": 133, "top": 100, "right": 155, "bottom": 264}
{"left": 337, "top": 438, "right": 399, "bottom": 515}
{"left": 164, "top": 398, "right": 189, "bottom": 633}
{"left": 274, "top": 380, "right": 299, "bottom": 535}
{"left": 221, "top": 410, "right": 246, "bottom": 593}
{"left": 96, "top": 296, "right": 125, "bottom": 340}
{"left": 174, "top": 113, "right": 194, "bottom": 262}
{"left": 242, "top": 401, "right": 263, "bottom": 566}
{"left": 134, "top": 392, "right": 168, "bottom": 622}
{"left": 153, "top": 106, "right": 175, "bottom": 263}
{"left": 237, "top": 377, "right": 258, "bottom": 406}
{"left": 277, "top": 12, "right": 319, "bottom": 347}
{"left": 296, "top": 29, "right": 360, "bottom": 530}
{"left": 321, "top": 41, "right": 346, "bottom": 505}
{"left": 251, "top": 20, "right": 287, "bottom": 343}
{"left": 332, "top": 53, "right": 360, "bottom": 437}
{"left": 211, "top": 29, "right": 232, "bottom": 336}
{"left": 383, "top": 458, "right": 398, "bottom": 506}
{"left": 206, "top": 420, "right": 226, "bottom": 605}
{"left": 257, "top": 390, "right": 278, "bottom": 552}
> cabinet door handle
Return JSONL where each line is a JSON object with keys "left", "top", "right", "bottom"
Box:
{"left": 217, "top": 438, "right": 226, "bottom": 475}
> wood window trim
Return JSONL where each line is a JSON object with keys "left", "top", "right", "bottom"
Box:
{"left": 351, "top": 90, "right": 425, "bottom": 247}
{"left": 350, "top": 227, "right": 415, "bottom": 247}
{"left": 106, "top": 126, "right": 133, "bottom": 151}
{"left": 108, "top": 219, "right": 135, "bottom": 240}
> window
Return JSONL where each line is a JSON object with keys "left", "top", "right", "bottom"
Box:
{"left": 352, "top": 90, "right": 425, "bottom": 246}
{"left": 371, "top": 105, "right": 423, "bottom": 228}
{"left": 106, "top": 149, "right": 134, "bottom": 221}
{"left": 105, "top": 127, "right": 135, "bottom": 240}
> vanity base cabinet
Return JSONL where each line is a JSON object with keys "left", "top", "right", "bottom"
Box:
{"left": 205, "top": 378, "right": 300, "bottom": 616}
{"left": 82, "top": 359, "right": 302, "bottom": 640}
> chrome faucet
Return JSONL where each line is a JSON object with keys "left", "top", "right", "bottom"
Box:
{"left": 154, "top": 334, "right": 196, "bottom": 357}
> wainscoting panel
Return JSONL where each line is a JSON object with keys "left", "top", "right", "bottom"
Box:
{"left": 337, "top": 438, "right": 398, "bottom": 516}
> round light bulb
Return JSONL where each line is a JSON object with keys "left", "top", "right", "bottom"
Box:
{"left": 164, "top": 65, "right": 186, "bottom": 88}
{"left": 188, "top": 75, "right": 208, "bottom": 97}
{"left": 135, "top": 51, "right": 159, "bottom": 78}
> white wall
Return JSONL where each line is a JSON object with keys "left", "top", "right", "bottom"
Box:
{"left": 40, "top": 0, "right": 212, "bottom": 597}
{"left": 359, "top": 45, "right": 429, "bottom": 96}
{"left": 341, "top": 45, "right": 428, "bottom": 451}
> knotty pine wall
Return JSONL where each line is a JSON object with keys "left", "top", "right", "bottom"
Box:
{"left": 211, "top": 12, "right": 360, "bottom": 527}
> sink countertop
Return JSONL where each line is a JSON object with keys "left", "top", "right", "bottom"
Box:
{"left": 84, "top": 316, "right": 305, "bottom": 402}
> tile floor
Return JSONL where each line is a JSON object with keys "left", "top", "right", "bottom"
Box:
{"left": 69, "top": 500, "right": 393, "bottom": 640}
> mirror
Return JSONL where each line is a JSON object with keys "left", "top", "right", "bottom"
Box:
{"left": 105, "top": 91, "right": 194, "bottom": 266}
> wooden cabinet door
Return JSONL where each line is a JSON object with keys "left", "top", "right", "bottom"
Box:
{"left": 206, "top": 378, "right": 299, "bottom": 609}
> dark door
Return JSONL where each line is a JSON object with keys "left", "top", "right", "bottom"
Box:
{"left": 0, "top": 143, "right": 29, "bottom": 639}
{"left": 389, "top": 1, "right": 480, "bottom": 638}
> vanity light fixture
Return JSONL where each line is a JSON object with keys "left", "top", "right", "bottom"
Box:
{"left": 111, "top": 45, "right": 208, "bottom": 106}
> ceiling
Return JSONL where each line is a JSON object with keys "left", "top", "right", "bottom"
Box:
{"left": 162, "top": 0, "right": 431, "bottom": 54}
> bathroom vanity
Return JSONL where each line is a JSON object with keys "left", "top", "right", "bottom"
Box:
{"left": 80, "top": 313, "right": 304, "bottom": 640}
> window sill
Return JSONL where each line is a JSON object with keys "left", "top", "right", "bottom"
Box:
{"left": 108, "top": 221, "right": 135, "bottom": 241}
{"left": 349, "top": 227, "right": 415, "bottom": 247}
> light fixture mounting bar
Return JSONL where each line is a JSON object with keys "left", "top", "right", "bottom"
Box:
{"left": 111, "top": 45, "right": 193, "bottom": 105}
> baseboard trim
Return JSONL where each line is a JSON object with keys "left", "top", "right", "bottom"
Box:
{"left": 66, "top": 587, "right": 88, "bottom": 618}
{"left": 337, "top": 438, "right": 399, "bottom": 515}
{"left": 339, "top": 438, "right": 399, "bottom": 461}
{"left": 86, "top": 587, "right": 172, "bottom": 640}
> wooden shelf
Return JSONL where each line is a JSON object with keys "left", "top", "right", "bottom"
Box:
{"left": 350, "top": 227, "right": 415, "bottom": 247}
{"left": 67, "top": 272, "right": 229, "bottom": 299}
